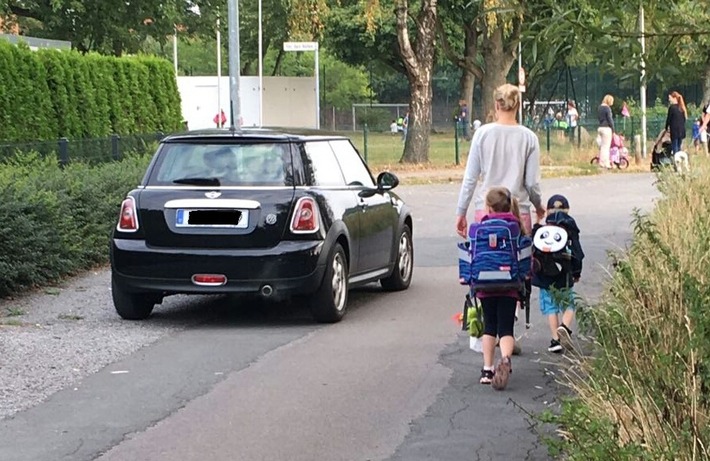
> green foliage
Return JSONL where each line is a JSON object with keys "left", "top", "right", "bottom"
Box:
{"left": 0, "top": 151, "right": 152, "bottom": 297}
{"left": 0, "top": 40, "right": 182, "bottom": 142}
{"left": 549, "top": 163, "right": 710, "bottom": 459}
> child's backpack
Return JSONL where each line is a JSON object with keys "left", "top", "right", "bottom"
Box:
{"left": 459, "top": 218, "right": 532, "bottom": 292}
{"left": 531, "top": 224, "right": 572, "bottom": 278}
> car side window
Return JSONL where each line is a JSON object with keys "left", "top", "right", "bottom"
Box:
{"left": 329, "top": 139, "right": 375, "bottom": 188}
{"left": 303, "top": 141, "right": 347, "bottom": 186}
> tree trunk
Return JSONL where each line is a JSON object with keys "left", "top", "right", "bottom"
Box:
{"left": 702, "top": 55, "right": 710, "bottom": 105}
{"left": 479, "top": 27, "right": 517, "bottom": 121}
{"left": 460, "top": 70, "right": 475, "bottom": 118}
{"left": 396, "top": 0, "right": 438, "bottom": 164}
{"left": 403, "top": 75, "right": 433, "bottom": 163}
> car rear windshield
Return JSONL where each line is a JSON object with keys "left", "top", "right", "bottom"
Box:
{"left": 147, "top": 142, "right": 293, "bottom": 187}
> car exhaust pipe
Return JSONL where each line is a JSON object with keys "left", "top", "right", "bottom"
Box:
{"left": 260, "top": 285, "right": 274, "bottom": 297}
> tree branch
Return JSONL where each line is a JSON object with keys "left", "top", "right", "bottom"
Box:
{"left": 8, "top": 3, "right": 44, "bottom": 21}
{"left": 395, "top": 1, "right": 419, "bottom": 79}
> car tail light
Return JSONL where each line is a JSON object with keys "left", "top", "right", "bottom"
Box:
{"left": 290, "top": 197, "right": 320, "bottom": 234}
{"left": 117, "top": 197, "right": 138, "bottom": 232}
{"left": 192, "top": 274, "right": 227, "bottom": 286}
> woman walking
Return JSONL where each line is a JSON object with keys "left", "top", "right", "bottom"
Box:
{"left": 455, "top": 83, "right": 545, "bottom": 239}
{"left": 597, "top": 95, "right": 615, "bottom": 169}
{"left": 665, "top": 91, "right": 687, "bottom": 153}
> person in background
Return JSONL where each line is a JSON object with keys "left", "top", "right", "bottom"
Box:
{"left": 566, "top": 100, "right": 579, "bottom": 143}
{"left": 692, "top": 118, "right": 701, "bottom": 154}
{"left": 390, "top": 119, "right": 399, "bottom": 136}
{"left": 665, "top": 91, "right": 687, "bottom": 154}
{"left": 402, "top": 111, "right": 409, "bottom": 142}
{"left": 597, "top": 94, "right": 615, "bottom": 169}
{"left": 460, "top": 101, "right": 471, "bottom": 141}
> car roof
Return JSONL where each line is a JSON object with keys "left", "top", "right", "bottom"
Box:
{"left": 161, "top": 128, "right": 351, "bottom": 144}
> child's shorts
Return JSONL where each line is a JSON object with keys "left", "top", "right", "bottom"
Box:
{"left": 539, "top": 288, "right": 575, "bottom": 316}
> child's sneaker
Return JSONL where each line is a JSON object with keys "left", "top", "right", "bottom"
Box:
{"left": 491, "top": 356, "right": 511, "bottom": 390}
{"left": 480, "top": 368, "right": 494, "bottom": 385}
{"left": 557, "top": 324, "right": 573, "bottom": 350}
{"left": 548, "top": 339, "right": 563, "bottom": 353}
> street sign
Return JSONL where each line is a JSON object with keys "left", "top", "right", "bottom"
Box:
{"left": 283, "top": 41, "right": 319, "bottom": 51}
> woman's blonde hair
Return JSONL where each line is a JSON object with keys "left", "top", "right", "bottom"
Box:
{"left": 670, "top": 91, "right": 688, "bottom": 119}
{"left": 485, "top": 186, "right": 527, "bottom": 234}
{"left": 602, "top": 94, "right": 614, "bottom": 106}
{"left": 494, "top": 84, "right": 520, "bottom": 112}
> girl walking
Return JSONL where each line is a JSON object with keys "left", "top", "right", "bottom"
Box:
{"left": 474, "top": 187, "right": 527, "bottom": 390}
{"left": 665, "top": 91, "right": 687, "bottom": 154}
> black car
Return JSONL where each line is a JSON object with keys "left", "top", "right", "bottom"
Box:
{"left": 110, "top": 129, "right": 414, "bottom": 323}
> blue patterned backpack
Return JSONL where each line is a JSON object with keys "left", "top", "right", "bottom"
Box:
{"left": 458, "top": 218, "right": 532, "bottom": 293}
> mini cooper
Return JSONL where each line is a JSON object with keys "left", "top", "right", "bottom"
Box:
{"left": 110, "top": 129, "right": 414, "bottom": 322}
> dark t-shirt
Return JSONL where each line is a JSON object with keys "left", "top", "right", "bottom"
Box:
{"left": 665, "top": 104, "right": 687, "bottom": 140}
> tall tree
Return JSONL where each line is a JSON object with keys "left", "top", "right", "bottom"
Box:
{"left": 395, "top": 0, "right": 438, "bottom": 163}
{"left": 436, "top": 0, "right": 523, "bottom": 121}
{"left": 325, "top": 0, "right": 438, "bottom": 163}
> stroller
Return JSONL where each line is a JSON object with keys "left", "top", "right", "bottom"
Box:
{"left": 651, "top": 129, "right": 675, "bottom": 171}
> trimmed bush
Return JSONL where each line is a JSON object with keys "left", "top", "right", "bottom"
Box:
{"left": 0, "top": 40, "right": 182, "bottom": 142}
{"left": 0, "top": 151, "right": 152, "bottom": 297}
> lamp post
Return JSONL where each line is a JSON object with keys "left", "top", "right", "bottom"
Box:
{"left": 227, "top": 0, "right": 241, "bottom": 130}
{"left": 258, "top": 0, "right": 263, "bottom": 127}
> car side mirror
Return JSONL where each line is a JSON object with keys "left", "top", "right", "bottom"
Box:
{"left": 376, "top": 172, "right": 399, "bottom": 191}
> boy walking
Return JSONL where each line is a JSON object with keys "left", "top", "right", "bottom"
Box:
{"left": 531, "top": 195, "right": 585, "bottom": 353}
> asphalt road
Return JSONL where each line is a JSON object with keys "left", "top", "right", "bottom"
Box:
{"left": 0, "top": 173, "right": 659, "bottom": 461}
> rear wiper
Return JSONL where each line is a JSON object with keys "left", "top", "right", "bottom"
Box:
{"left": 172, "top": 177, "right": 221, "bottom": 186}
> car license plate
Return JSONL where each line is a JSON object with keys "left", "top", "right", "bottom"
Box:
{"left": 176, "top": 209, "right": 248, "bottom": 228}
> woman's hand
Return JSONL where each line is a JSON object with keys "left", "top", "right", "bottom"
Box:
{"left": 535, "top": 207, "right": 546, "bottom": 223}
{"left": 456, "top": 215, "right": 468, "bottom": 239}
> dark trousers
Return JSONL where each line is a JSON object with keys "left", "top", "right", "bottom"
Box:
{"left": 480, "top": 296, "right": 517, "bottom": 338}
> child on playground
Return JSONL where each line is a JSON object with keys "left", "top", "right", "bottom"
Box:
{"left": 532, "top": 195, "right": 585, "bottom": 353}
{"left": 475, "top": 187, "right": 526, "bottom": 390}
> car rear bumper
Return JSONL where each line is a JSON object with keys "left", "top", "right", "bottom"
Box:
{"left": 111, "top": 238, "right": 326, "bottom": 296}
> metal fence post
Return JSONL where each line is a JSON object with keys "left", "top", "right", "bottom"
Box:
{"left": 111, "top": 134, "right": 121, "bottom": 161}
{"left": 58, "top": 137, "right": 69, "bottom": 167}
{"left": 454, "top": 119, "right": 460, "bottom": 165}
{"left": 363, "top": 124, "right": 368, "bottom": 162}
{"left": 546, "top": 125, "right": 551, "bottom": 152}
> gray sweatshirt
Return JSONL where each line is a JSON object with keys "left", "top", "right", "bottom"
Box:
{"left": 456, "top": 123, "right": 542, "bottom": 216}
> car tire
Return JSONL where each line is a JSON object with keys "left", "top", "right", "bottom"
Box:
{"left": 310, "top": 243, "right": 349, "bottom": 323}
{"left": 380, "top": 224, "right": 413, "bottom": 291}
{"left": 111, "top": 277, "right": 156, "bottom": 320}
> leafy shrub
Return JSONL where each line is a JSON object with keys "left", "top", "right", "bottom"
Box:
{"left": 0, "top": 151, "right": 152, "bottom": 297}
{"left": 548, "top": 165, "right": 710, "bottom": 460}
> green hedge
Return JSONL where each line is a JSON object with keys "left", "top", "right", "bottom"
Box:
{"left": 0, "top": 40, "right": 182, "bottom": 142}
{"left": 0, "top": 152, "right": 152, "bottom": 296}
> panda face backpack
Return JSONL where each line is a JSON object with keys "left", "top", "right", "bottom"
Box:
{"left": 532, "top": 224, "right": 572, "bottom": 278}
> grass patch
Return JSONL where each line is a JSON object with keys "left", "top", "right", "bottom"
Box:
{"left": 546, "top": 161, "right": 710, "bottom": 459}
{"left": 350, "top": 129, "right": 652, "bottom": 174}
{"left": 0, "top": 318, "right": 25, "bottom": 327}
{"left": 5, "top": 306, "right": 25, "bottom": 317}
{"left": 58, "top": 313, "right": 84, "bottom": 321}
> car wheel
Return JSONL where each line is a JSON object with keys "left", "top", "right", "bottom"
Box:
{"left": 310, "top": 243, "right": 349, "bottom": 323}
{"left": 111, "top": 277, "right": 156, "bottom": 320}
{"left": 380, "top": 224, "right": 413, "bottom": 291}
